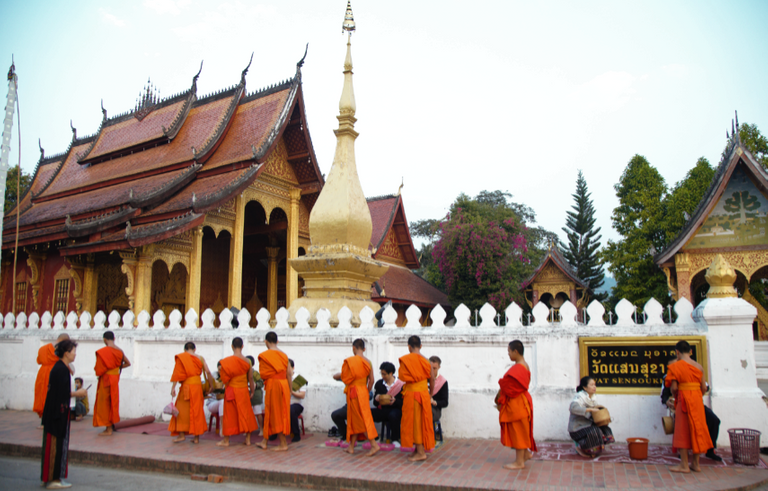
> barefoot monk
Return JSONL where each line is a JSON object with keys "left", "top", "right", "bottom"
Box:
{"left": 334, "top": 339, "right": 379, "bottom": 457}
{"left": 257, "top": 331, "right": 292, "bottom": 452}
{"left": 666, "top": 340, "right": 712, "bottom": 474}
{"left": 169, "top": 342, "right": 213, "bottom": 444}
{"left": 217, "top": 337, "right": 258, "bottom": 447}
{"left": 93, "top": 331, "right": 130, "bottom": 436}
{"left": 497, "top": 340, "right": 536, "bottom": 470}
{"left": 399, "top": 335, "right": 435, "bottom": 462}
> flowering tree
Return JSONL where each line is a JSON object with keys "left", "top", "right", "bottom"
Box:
{"left": 428, "top": 191, "right": 550, "bottom": 312}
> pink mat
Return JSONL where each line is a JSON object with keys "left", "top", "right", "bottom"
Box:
{"left": 117, "top": 422, "right": 313, "bottom": 445}
{"left": 534, "top": 442, "right": 767, "bottom": 468}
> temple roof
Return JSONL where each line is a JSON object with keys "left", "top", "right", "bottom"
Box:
{"left": 367, "top": 194, "right": 419, "bottom": 269}
{"left": 654, "top": 130, "right": 768, "bottom": 265}
{"left": 367, "top": 193, "right": 449, "bottom": 308}
{"left": 2, "top": 55, "right": 324, "bottom": 252}
{"left": 520, "top": 243, "right": 590, "bottom": 291}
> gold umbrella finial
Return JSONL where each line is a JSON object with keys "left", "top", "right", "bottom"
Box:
{"left": 342, "top": 0, "right": 355, "bottom": 34}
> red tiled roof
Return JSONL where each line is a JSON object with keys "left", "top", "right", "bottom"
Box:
{"left": 17, "top": 168, "right": 188, "bottom": 226}
{"left": 372, "top": 265, "right": 449, "bottom": 308}
{"left": 81, "top": 98, "right": 187, "bottom": 162}
{"left": 204, "top": 89, "right": 291, "bottom": 170}
{"left": 39, "top": 97, "right": 233, "bottom": 198}
{"left": 145, "top": 168, "right": 255, "bottom": 217}
{"left": 368, "top": 195, "right": 398, "bottom": 248}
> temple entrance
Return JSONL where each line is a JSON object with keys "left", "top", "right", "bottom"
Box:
{"left": 539, "top": 291, "right": 570, "bottom": 322}
{"left": 240, "top": 201, "right": 287, "bottom": 317}
{"left": 95, "top": 252, "right": 129, "bottom": 316}
{"left": 200, "top": 227, "right": 231, "bottom": 315}
{"left": 151, "top": 260, "right": 188, "bottom": 323}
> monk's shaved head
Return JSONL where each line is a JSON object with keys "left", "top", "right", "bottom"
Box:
{"left": 353, "top": 338, "right": 365, "bottom": 350}
{"left": 103, "top": 331, "right": 115, "bottom": 341}
{"left": 509, "top": 340, "right": 524, "bottom": 355}
{"left": 265, "top": 331, "right": 278, "bottom": 344}
{"left": 232, "top": 337, "right": 243, "bottom": 349}
{"left": 407, "top": 335, "right": 421, "bottom": 349}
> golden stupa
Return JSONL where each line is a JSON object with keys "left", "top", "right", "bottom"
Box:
{"left": 288, "top": 2, "right": 389, "bottom": 326}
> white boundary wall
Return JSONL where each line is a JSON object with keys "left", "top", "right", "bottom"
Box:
{"left": 0, "top": 296, "right": 766, "bottom": 446}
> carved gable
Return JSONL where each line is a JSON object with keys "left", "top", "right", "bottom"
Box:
{"left": 263, "top": 139, "right": 299, "bottom": 185}
{"left": 377, "top": 228, "right": 406, "bottom": 264}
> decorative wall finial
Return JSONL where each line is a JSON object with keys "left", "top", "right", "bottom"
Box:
{"left": 705, "top": 254, "right": 738, "bottom": 299}
{"left": 342, "top": 0, "right": 355, "bottom": 34}
{"left": 241, "top": 52, "right": 254, "bottom": 85}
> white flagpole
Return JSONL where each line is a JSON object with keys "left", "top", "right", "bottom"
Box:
{"left": 0, "top": 60, "right": 18, "bottom": 304}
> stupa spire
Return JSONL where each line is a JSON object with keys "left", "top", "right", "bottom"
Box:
{"left": 307, "top": 0, "right": 371, "bottom": 251}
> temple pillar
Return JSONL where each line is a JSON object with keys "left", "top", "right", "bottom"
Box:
{"left": 119, "top": 251, "right": 138, "bottom": 312}
{"left": 67, "top": 258, "right": 85, "bottom": 314}
{"left": 134, "top": 246, "right": 154, "bottom": 316}
{"left": 674, "top": 252, "right": 692, "bottom": 302}
{"left": 82, "top": 254, "right": 97, "bottom": 315}
{"left": 286, "top": 188, "right": 301, "bottom": 308}
{"left": 228, "top": 196, "right": 245, "bottom": 309}
{"left": 185, "top": 226, "right": 203, "bottom": 316}
{"left": 266, "top": 246, "right": 280, "bottom": 317}
{"left": 25, "top": 251, "right": 46, "bottom": 313}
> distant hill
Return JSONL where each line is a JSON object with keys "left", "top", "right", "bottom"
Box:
{"left": 595, "top": 276, "right": 616, "bottom": 296}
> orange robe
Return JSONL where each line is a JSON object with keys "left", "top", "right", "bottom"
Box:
{"left": 665, "top": 360, "right": 713, "bottom": 453}
{"left": 219, "top": 356, "right": 258, "bottom": 436}
{"left": 168, "top": 353, "right": 207, "bottom": 436}
{"left": 258, "top": 350, "right": 290, "bottom": 439}
{"left": 33, "top": 344, "right": 57, "bottom": 417}
{"left": 342, "top": 356, "right": 378, "bottom": 441}
{"left": 93, "top": 346, "right": 123, "bottom": 427}
{"left": 399, "top": 353, "right": 435, "bottom": 450}
{"left": 498, "top": 363, "right": 537, "bottom": 451}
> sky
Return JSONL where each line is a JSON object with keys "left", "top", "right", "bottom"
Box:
{"left": 1, "top": 0, "right": 767, "bottom": 254}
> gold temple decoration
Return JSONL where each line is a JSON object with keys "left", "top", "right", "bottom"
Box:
{"left": 705, "top": 254, "right": 738, "bottom": 299}
{"left": 288, "top": 2, "right": 388, "bottom": 326}
{"left": 342, "top": 0, "right": 355, "bottom": 34}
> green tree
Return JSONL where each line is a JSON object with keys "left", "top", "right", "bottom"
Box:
{"left": 603, "top": 155, "right": 669, "bottom": 305}
{"left": 3, "top": 166, "right": 32, "bottom": 215}
{"left": 663, "top": 157, "right": 715, "bottom": 242}
{"left": 410, "top": 218, "right": 444, "bottom": 292}
{"left": 737, "top": 123, "right": 768, "bottom": 169}
{"left": 561, "top": 170, "right": 605, "bottom": 300}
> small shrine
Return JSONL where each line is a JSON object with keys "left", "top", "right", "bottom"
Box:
{"left": 654, "top": 118, "right": 768, "bottom": 339}
{"left": 521, "top": 243, "right": 591, "bottom": 320}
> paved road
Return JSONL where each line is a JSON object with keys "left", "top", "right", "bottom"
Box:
{"left": 0, "top": 456, "right": 301, "bottom": 491}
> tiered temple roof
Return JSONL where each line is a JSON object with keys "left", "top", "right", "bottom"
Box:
{"left": 3, "top": 54, "right": 323, "bottom": 253}
{"left": 367, "top": 194, "right": 449, "bottom": 308}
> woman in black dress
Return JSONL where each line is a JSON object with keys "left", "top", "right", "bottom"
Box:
{"left": 41, "top": 339, "right": 87, "bottom": 489}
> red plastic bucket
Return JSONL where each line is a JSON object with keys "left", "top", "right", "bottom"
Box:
{"left": 627, "top": 437, "right": 649, "bottom": 460}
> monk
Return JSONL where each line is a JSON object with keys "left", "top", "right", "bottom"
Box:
{"left": 217, "top": 337, "right": 258, "bottom": 447}
{"left": 34, "top": 334, "right": 70, "bottom": 424}
{"left": 666, "top": 340, "right": 712, "bottom": 473}
{"left": 333, "top": 338, "right": 379, "bottom": 456}
{"left": 497, "top": 339, "right": 536, "bottom": 470}
{"left": 93, "top": 331, "right": 130, "bottom": 436}
{"left": 169, "top": 342, "right": 214, "bottom": 444}
{"left": 399, "top": 335, "right": 435, "bottom": 462}
{"left": 257, "top": 331, "right": 292, "bottom": 452}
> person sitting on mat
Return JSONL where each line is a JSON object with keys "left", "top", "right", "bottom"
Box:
{"left": 568, "top": 376, "right": 614, "bottom": 458}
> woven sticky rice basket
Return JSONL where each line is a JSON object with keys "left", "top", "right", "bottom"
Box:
{"left": 379, "top": 394, "right": 392, "bottom": 405}
{"left": 593, "top": 406, "right": 611, "bottom": 426}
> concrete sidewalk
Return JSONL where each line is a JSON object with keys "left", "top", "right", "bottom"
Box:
{"left": 1, "top": 410, "right": 766, "bottom": 491}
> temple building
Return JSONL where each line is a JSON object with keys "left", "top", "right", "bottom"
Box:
{"left": 654, "top": 124, "right": 768, "bottom": 340}
{"left": 0, "top": 54, "right": 324, "bottom": 322}
{"left": 368, "top": 194, "right": 450, "bottom": 325}
{"left": 521, "top": 243, "right": 592, "bottom": 322}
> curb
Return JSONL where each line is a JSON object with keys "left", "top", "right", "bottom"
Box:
{"left": 2, "top": 441, "right": 767, "bottom": 491}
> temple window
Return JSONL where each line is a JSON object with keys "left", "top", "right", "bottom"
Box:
{"left": 54, "top": 279, "right": 69, "bottom": 314}
{"left": 14, "top": 282, "right": 27, "bottom": 315}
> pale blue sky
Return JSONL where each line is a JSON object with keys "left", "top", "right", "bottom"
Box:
{"left": 1, "top": 0, "right": 767, "bottom": 248}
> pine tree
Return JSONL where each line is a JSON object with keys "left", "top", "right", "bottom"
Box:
{"left": 562, "top": 171, "right": 605, "bottom": 299}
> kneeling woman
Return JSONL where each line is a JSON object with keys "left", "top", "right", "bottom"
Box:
{"left": 568, "top": 376, "right": 614, "bottom": 458}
